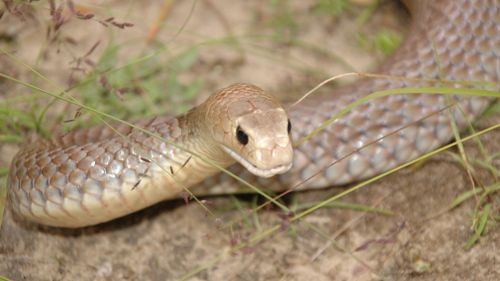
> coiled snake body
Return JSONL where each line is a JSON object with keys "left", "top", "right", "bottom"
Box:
{"left": 8, "top": 0, "right": 499, "bottom": 227}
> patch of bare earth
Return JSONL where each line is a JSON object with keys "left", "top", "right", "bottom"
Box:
{"left": 0, "top": 1, "right": 498, "bottom": 280}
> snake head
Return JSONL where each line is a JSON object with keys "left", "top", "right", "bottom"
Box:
{"left": 203, "top": 83, "right": 294, "bottom": 178}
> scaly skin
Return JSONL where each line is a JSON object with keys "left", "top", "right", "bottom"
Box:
{"left": 8, "top": 0, "right": 499, "bottom": 227}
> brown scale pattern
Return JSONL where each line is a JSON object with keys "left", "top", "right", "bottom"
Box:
{"left": 9, "top": 116, "right": 188, "bottom": 226}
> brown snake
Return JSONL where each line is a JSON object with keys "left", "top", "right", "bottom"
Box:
{"left": 8, "top": 0, "right": 499, "bottom": 227}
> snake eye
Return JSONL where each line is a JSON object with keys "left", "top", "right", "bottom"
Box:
{"left": 287, "top": 119, "right": 292, "bottom": 133}
{"left": 236, "top": 126, "right": 249, "bottom": 145}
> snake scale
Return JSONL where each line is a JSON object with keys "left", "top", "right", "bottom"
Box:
{"left": 8, "top": 0, "right": 499, "bottom": 227}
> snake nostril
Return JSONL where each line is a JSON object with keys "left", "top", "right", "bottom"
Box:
{"left": 236, "top": 126, "right": 249, "bottom": 145}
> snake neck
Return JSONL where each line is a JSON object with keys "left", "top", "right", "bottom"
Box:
{"left": 178, "top": 106, "right": 235, "bottom": 168}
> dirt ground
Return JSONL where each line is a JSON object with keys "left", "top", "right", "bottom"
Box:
{"left": 0, "top": 1, "right": 498, "bottom": 281}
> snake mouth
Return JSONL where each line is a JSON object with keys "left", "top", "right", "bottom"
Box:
{"left": 223, "top": 146, "right": 292, "bottom": 178}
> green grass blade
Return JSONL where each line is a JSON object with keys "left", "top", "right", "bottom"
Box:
{"left": 465, "top": 203, "right": 492, "bottom": 250}
{"left": 448, "top": 183, "right": 500, "bottom": 210}
{"left": 293, "top": 200, "right": 393, "bottom": 215}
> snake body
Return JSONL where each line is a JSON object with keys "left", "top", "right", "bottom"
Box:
{"left": 8, "top": 0, "right": 499, "bottom": 227}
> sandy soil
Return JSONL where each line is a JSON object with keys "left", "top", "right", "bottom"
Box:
{"left": 0, "top": 1, "right": 498, "bottom": 280}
